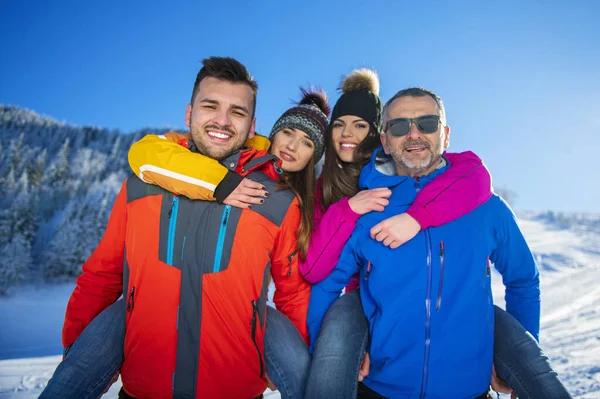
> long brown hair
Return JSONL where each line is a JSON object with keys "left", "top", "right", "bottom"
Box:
{"left": 320, "top": 125, "right": 380, "bottom": 211}
{"left": 277, "top": 154, "right": 316, "bottom": 262}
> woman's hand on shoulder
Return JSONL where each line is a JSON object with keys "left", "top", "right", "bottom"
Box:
{"left": 348, "top": 188, "right": 391, "bottom": 215}
{"left": 223, "top": 178, "right": 268, "bottom": 209}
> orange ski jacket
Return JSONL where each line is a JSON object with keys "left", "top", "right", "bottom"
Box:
{"left": 63, "top": 135, "right": 310, "bottom": 399}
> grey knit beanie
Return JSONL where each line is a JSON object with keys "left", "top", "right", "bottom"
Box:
{"left": 269, "top": 88, "right": 330, "bottom": 161}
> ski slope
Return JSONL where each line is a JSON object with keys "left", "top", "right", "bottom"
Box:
{"left": 0, "top": 211, "right": 599, "bottom": 398}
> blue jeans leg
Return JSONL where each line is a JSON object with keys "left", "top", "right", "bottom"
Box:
{"left": 494, "top": 305, "right": 572, "bottom": 399}
{"left": 305, "top": 289, "right": 369, "bottom": 399}
{"left": 264, "top": 306, "right": 311, "bottom": 399}
{"left": 40, "top": 298, "right": 126, "bottom": 399}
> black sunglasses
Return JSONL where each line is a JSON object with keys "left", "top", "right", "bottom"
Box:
{"left": 385, "top": 115, "right": 441, "bottom": 137}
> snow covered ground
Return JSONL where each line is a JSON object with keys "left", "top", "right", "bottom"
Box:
{"left": 0, "top": 211, "right": 599, "bottom": 398}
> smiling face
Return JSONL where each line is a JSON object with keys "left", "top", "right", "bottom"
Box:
{"left": 381, "top": 95, "right": 450, "bottom": 177}
{"left": 270, "top": 128, "right": 315, "bottom": 172}
{"left": 330, "top": 115, "right": 370, "bottom": 163}
{"left": 185, "top": 77, "right": 256, "bottom": 160}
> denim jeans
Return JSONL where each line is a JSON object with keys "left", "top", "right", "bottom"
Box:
{"left": 305, "top": 289, "right": 369, "bottom": 399}
{"left": 305, "top": 293, "right": 572, "bottom": 399}
{"left": 39, "top": 300, "right": 310, "bottom": 399}
{"left": 263, "top": 306, "right": 311, "bottom": 399}
{"left": 40, "top": 298, "right": 126, "bottom": 399}
{"left": 40, "top": 296, "right": 571, "bottom": 399}
{"left": 494, "top": 306, "right": 572, "bottom": 399}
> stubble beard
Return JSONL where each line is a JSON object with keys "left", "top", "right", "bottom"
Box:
{"left": 392, "top": 143, "right": 443, "bottom": 177}
{"left": 190, "top": 125, "right": 246, "bottom": 161}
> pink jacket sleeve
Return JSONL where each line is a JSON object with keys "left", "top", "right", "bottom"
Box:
{"left": 299, "top": 181, "right": 361, "bottom": 284}
{"left": 406, "top": 151, "right": 492, "bottom": 229}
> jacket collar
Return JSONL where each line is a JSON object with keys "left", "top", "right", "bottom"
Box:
{"left": 182, "top": 136, "right": 283, "bottom": 182}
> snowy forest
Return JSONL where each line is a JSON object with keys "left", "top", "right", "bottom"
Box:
{"left": 0, "top": 105, "right": 180, "bottom": 295}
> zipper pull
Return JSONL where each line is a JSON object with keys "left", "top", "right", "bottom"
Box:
{"left": 486, "top": 256, "right": 491, "bottom": 276}
{"left": 414, "top": 176, "right": 421, "bottom": 192}
{"left": 365, "top": 262, "right": 372, "bottom": 280}
{"left": 168, "top": 197, "right": 177, "bottom": 218}
{"left": 222, "top": 205, "right": 230, "bottom": 226}
{"left": 440, "top": 241, "right": 445, "bottom": 258}
{"left": 251, "top": 300, "right": 258, "bottom": 326}
{"left": 273, "top": 160, "right": 283, "bottom": 175}
{"left": 287, "top": 250, "right": 298, "bottom": 276}
{"left": 127, "top": 287, "right": 135, "bottom": 311}
{"left": 288, "top": 250, "right": 297, "bottom": 264}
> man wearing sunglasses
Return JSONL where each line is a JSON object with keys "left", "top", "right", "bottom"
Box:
{"left": 308, "top": 88, "right": 542, "bottom": 398}
{"left": 380, "top": 89, "right": 449, "bottom": 177}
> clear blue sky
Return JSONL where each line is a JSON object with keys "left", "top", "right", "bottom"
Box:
{"left": 1, "top": 0, "right": 599, "bottom": 213}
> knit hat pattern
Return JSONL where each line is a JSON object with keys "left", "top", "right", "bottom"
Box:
{"left": 269, "top": 88, "right": 330, "bottom": 161}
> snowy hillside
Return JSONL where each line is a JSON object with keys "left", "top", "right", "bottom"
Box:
{"left": 0, "top": 211, "right": 599, "bottom": 398}
{"left": 511, "top": 212, "right": 600, "bottom": 398}
{"left": 0, "top": 106, "right": 180, "bottom": 295}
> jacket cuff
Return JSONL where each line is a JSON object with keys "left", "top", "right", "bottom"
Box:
{"left": 339, "top": 197, "right": 362, "bottom": 223}
{"left": 406, "top": 207, "right": 432, "bottom": 231}
{"left": 214, "top": 171, "right": 244, "bottom": 203}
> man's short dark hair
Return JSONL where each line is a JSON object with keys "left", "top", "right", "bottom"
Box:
{"left": 383, "top": 87, "right": 446, "bottom": 127}
{"left": 190, "top": 57, "right": 258, "bottom": 116}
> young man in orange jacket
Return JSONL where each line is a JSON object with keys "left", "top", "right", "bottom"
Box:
{"left": 54, "top": 56, "right": 311, "bottom": 399}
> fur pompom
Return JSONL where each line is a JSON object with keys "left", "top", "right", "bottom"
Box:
{"left": 298, "top": 87, "right": 330, "bottom": 116}
{"left": 340, "top": 68, "right": 380, "bottom": 95}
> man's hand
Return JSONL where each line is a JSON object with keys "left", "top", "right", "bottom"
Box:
{"left": 370, "top": 213, "right": 421, "bottom": 248}
{"left": 223, "top": 178, "right": 268, "bottom": 209}
{"left": 265, "top": 372, "right": 278, "bottom": 391}
{"left": 490, "top": 364, "right": 516, "bottom": 398}
{"left": 348, "top": 188, "right": 391, "bottom": 215}
{"left": 358, "top": 352, "right": 370, "bottom": 382}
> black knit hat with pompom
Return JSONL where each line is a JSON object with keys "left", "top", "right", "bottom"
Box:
{"left": 330, "top": 68, "right": 383, "bottom": 133}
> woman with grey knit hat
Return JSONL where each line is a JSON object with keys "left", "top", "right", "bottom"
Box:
{"left": 265, "top": 87, "right": 330, "bottom": 263}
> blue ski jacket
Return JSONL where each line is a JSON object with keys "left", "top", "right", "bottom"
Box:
{"left": 307, "top": 149, "right": 540, "bottom": 399}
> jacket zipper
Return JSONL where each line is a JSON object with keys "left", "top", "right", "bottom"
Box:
{"left": 213, "top": 205, "right": 231, "bottom": 273}
{"left": 436, "top": 241, "right": 445, "bottom": 311}
{"left": 126, "top": 287, "right": 135, "bottom": 312}
{"left": 287, "top": 249, "right": 298, "bottom": 276}
{"left": 420, "top": 228, "right": 433, "bottom": 399}
{"left": 485, "top": 257, "right": 493, "bottom": 326}
{"left": 416, "top": 174, "right": 431, "bottom": 398}
{"left": 251, "top": 300, "right": 265, "bottom": 377}
{"left": 167, "top": 196, "right": 180, "bottom": 266}
{"left": 365, "top": 261, "right": 372, "bottom": 280}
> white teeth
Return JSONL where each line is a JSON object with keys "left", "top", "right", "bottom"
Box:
{"left": 341, "top": 143, "right": 357, "bottom": 149}
{"left": 208, "top": 131, "right": 230, "bottom": 139}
